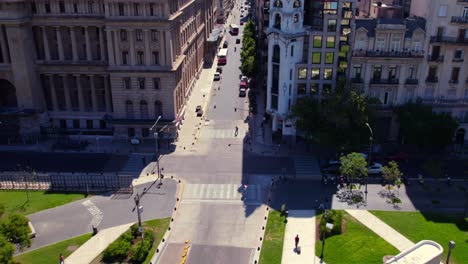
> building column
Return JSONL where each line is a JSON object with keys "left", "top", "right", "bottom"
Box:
{"left": 85, "top": 26, "right": 92, "bottom": 60}
{"left": 128, "top": 29, "right": 135, "bottom": 65}
{"left": 0, "top": 26, "right": 9, "bottom": 63}
{"left": 89, "top": 75, "right": 98, "bottom": 112}
{"left": 99, "top": 27, "right": 106, "bottom": 61}
{"left": 70, "top": 26, "right": 78, "bottom": 61}
{"left": 42, "top": 26, "right": 51, "bottom": 61}
{"left": 105, "top": 29, "right": 115, "bottom": 65}
{"left": 165, "top": 31, "right": 173, "bottom": 64}
{"left": 56, "top": 26, "right": 65, "bottom": 60}
{"left": 61, "top": 74, "right": 72, "bottom": 111}
{"left": 48, "top": 75, "right": 59, "bottom": 111}
{"left": 75, "top": 75, "right": 85, "bottom": 111}
{"left": 144, "top": 29, "right": 151, "bottom": 65}
{"left": 103, "top": 75, "right": 112, "bottom": 112}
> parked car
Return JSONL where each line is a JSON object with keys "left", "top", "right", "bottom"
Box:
{"left": 241, "top": 75, "right": 248, "bottom": 82}
{"left": 223, "top": 41, "right": 228, "bottom": 48}
{"left": 239, "top": 88, "right": 247, "bottom": 97}
{"left": 240, "top": 81, "right": 248, "bottom": 89}
{"left": 130, "top": 137, "right": 140, "bottom": 145}
{"left": 386, "top": 151, "right": 410, "bottom": 162}
{"left": 216, "top": 66, "right": 223, "bottom": 73}
{"left": 214, "top": 72, "right": 221, "bottom": 81}
{"left": 321, "top": 164, "right": 341, "bottom": 175}
{"left": 240, "top": 21, "right": 244, "bottom": 26}
{"left": 236, "top": 38, "right": 241, "bottom": 44}
{"left": 368, "top": 163, "right": 383, "bottom": 175}
{"left": 196, "top": 105, "right": 202, "bottom": 112}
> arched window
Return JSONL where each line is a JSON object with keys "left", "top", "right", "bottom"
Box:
{"left": 154, "top": 100, "right": 163, "bottom": 118}
{"left": 125, "top": 100, "right": 134, "bottom": 119}
{"left": 274, "top": 0, "right": 283, "bottom": 8}
{"left": 293, "top": 0, "right": 301, "bottom": 8}
{"left": 273, "top": 45, "right": 280, "bottom": 63}
{"left": 140, "top": 100, "right": 148, "bottom": 119}
{"left": 294, "top": 14, "right": 299, "bottom": 23}
{"left": 274, "top": 14, "right": 281, "bottom": 30}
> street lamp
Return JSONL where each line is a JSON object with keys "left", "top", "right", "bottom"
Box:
{"left": 365, "top": 122, "right": 374, "bottom": 201}
{"left": 446, "top": 241, "right": 455, "bottom": 264}
{"left": 150, "top": 115, "right": 162, "bottom": 153}
{"left": 133, "top": 192, "right": 143, "bottom": 237}
{"left": 320, "top": 209, "right": 334, "bottom": 263}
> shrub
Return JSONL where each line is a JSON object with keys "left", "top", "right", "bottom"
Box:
{"left": 130, "top": 224, "right": 139, "bottom": 238}
{"left": 102, "top": 233, "right": 132, "bottom": 263}
{"left": 0, "top": 235, "right": 14, "bottom": 264}
{"left": 0, "top": 214, "right": 31, "bottom": 248}
{"left": 319, "top": 210, "right": 343, "bottom": 239}
{"left": 129, "top": 238, "right": 152, "bottom": 263}
{"left": 0, "top": 203, "right": 5, "bottom": 218}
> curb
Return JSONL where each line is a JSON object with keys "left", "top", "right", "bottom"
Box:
{"left": 151, "top": 175, "right": 186, "bottom": 264}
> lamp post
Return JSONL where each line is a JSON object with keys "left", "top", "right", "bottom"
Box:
{"left": 133, "top": 192, "right": 143, "bottom": 236}
{"left": 320, "top": 209, "right": 333, "bottom": 263}
{"left": 446, "top": 241, "right": 455, "bottom": 264}
{"left": 365, "top": 123, "right": 374, "bottom": 201}
{"left": 150, "top": 116, "right": 162, "bottom": 178}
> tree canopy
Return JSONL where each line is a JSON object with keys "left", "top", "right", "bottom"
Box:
{"left": 240, "top": 21, "right": 258, "bottom": 78}
{"left": 340, "top": 152, "right": 368, "bottom": 181}
{"left": 0, "top": 214, "right": 31, "bottom": 248}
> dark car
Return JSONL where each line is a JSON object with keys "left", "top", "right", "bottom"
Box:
{"left": 223, "top": 41, "right": 228, "bottom": 48}
{"left": 236, "top": 38, "right": 241, "bottom": 44}
{"left": 321, "top": 161, "right": 341, "bottom": 175}
{"left": 216, "top": 66, "right": 223, "bottom": 73}
{"left": 196, "top": 105, "right": 203, "bottom": 116}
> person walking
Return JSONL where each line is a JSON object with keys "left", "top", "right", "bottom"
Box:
{"left": 59, "top": 253, "right": 65, "bottom": 264}
{"left": 295, "top": 235, "right": 300, "bottom": 251}
{"left": 235, "top": 126, "right": 239, "bottom": 137}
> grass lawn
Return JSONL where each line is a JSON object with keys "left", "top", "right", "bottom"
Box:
{"left": 0, "top": 190, "right": 87, "bottom": 218}
{"left": 315, "top": 212, "right": 399, "bottom": 263}
{"left": 14, "top": 233, "right": 92, "bottom": 264}
{"left": 259, "top": 210, "right": 287, "bottom": 264}
{"left": 371, "top": 211, "right": 468, "bottom": 264}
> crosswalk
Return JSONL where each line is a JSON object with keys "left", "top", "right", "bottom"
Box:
{"left": 182, "top": 183, "right": 263, "bottom": 204}
{"left": 199, "top": 128, "right": 245, "bottom": 139}
{"left": 294, "top": 156, "right": 322, "bottom": 180}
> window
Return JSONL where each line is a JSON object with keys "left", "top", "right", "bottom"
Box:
{"left": 384, "top": 92, "right": 390, "bottom": 105}
{"left": 153, "top": 51, "right": 159, "bottom": 65}
{"left": 122, "top": 51, "right": 128, "bottom": 64}
{"left": 137, "top": 51, "right": 144, "bottom": 65}
{"left": 151, "top": 30, "right": 158, "bottom": 41}
{"left": 312, "top": 52, "right": 321, "bottom": 64}
{"left": 325, "top": 52, "right": 334, "bottom": 64}
{"left": 125, "top": 100, "right": 134, "bottom": 119}
{"left": 274, "top": 14, "right": 281, "bottom": 30}
{"left": 454, "top": 49, "right": 464, "bottom": 60}
{"left": 118, "top": 3, "right": 124, "bottom": 16}
{"left": 128, "top": 128, "right": 135, "bottom": 137}
{"left": 290, "top": 69, "right": 292, "bottom": 80}
{"left": 154, "top": 101, "right": 163, "bottom": 117}
{"left": 298, "top": 68, "right": 307, "bottom": 79}
{"left": 150, "top": 4, "right": 155, "bottom": 16}
{"left": 134, "top": 3, "right": 139, "bottom": 16}
{"left": 274, "top": 0, "right": 283, "bottom": 8}
{"left": 73, "top": 119, "right": 80, "bottom": 128}
{"left": 464, "top": 7, "right": 468, "bottom": 18}
{"left": 100, "top": 120, "right": 106, "bottom": 129}
{"left": 136, "top": 30, "right": 143, "bottom": 41}
{"left": 88, "top": 1, "right": 93, "bottom": 12}
{"left": 343, "top": 11, "right": 352, "bottom": 19}
{"left": 120, "top": 30, "right": 127, "bottom": 41}
{"left": 311, "top": 68, "right": 320, "bottom": 80}
{"left": 73, "top": 2, "right": 78, "bottom": 12}
{"left": 31, "top": 2, "right": 37, "bottom": 13}
{"left": 142, "top": 128, "right": 150, "bottom": 137}
{"left": 326, "top": 36, "right": 335, "bottom": 48}
{"left": 438, "top": 4, "right": 447, "bottom": 17}
{"left": 273, "top": 45, "right": 280, "bottom": 63}
{"left": 428, "top": 66, "right": 438, "bottom": 81}
{"left": 389, "top": 66, "right": 397, "bottom": 80}
{"left": 140, "top": 100, "right": 148, "bottom": 119}
{"left": 322, "top": 84, "right": 332, "bottom": 95}
{"left": 153, "top": 78, "right": 161, "bottom": 89}
{"left": 293, "top": 0, "right": 301, "bottom": 8}
{"left": 411, "top": 41, "right": 421, "bottom": 52}
{"left": 376, "top": 38, "right": 385, "bottom": 51}
{"left": 59, "top": 119, "right": 67, "bottom": 129}
{"left": 86, "top": 120, "right": 93, "bottom": 129}
{"left": 310, "top": 84, "right": 319, "bottom": 95}
{"left": 327, "top": 19, "right": 337, "bottom": 32}
{"left": 324, "top": 2, "right": 338, "bottom": 14}
{"left": 294, "top": 14, "right": 299, "bottom": 23}
{"left": 313, "top": 36, "right": 322, "bottom": 48}
{"left": 45, "top": 1, "right": 51, "bottom": 13}
{"left": 353, "top": 66, "right": 362, "bottom": 79}
{"left": 59, "top": 1, "right": 65, "bottom": 13}
{"left": 290, "top": 45, "right": 294, "bottom": 56}
{"left": 451, "top": 67, "right": 460, "bottom": 83}
{"left": 123, "top": 77, "right": 131, "bottom": 89}
{"left": 390, "top": 39, "right": 401, "bottom": 51}
{"left": 138, "top": 78, "right": 145, "bottom": 89}
{"left": 324, "top": 69, "right": 333, "bottom": 80}
{"left": 373, "top": 66, "right": 382, "bottom": 80}
{"left": 297, "top": 83, "right": 307, "bottom": 95}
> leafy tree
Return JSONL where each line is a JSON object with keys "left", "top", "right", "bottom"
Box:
{"left": 382, "top": 161, "right": 403, "bottom": 196}
{"left": 0, "top": 214, "right": 31, "bottom": 248}
{"left": 340, "top": 152, "right": 368, "bottom": 190}
{"left": 396, "top": 101, "right": 458, "bottom": 150}
{"left": 0, "top": 235, "right": 14, "bottom": 264}
{"left": 239, "top": 21, "right": 258, "bottom": 78}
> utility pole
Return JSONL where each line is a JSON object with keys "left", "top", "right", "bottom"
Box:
{"left": 133, "top": 193, "right": 143, "bottom": 235}
{"left": 365, "top": 123, "right": 374, "bottom": 202}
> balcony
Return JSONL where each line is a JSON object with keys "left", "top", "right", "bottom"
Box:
{"left": 427, "top": 55, "right": 444, "bottom": 62}
{"left": 430, "top": 36, "right": 468, "bottom": 45}
{"left": 426, "top": 76, "right": 439, "bottom": 83}
{"left": 405, "top": 78, "right": 419, "bottom": 85}
{"left": 370, "top": 78, "right": 399, "bottom": 85}
{"left": 451, "top": 16, "right": 468, "bottom": 24}
{"left": 352, "top": 50, "right": 424, "bottom": 58}
{"left": 449, "top": 79, "right": 460, "bottom": 84}
{"left": 421, "top": 98, "right": 468, "bottom": 107}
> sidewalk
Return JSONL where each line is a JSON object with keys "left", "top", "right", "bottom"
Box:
{"left": 65, "top": 223, "right": 134, "bottom": 264}
{"left": 345, "top": 209, "right": 415, "bottom": 252}
{"left": 281, "top": 210, "right": 323, "bottom": 264}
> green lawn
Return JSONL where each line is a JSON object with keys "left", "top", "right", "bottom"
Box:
{"left": 14, "top": 233, "right": 92, "bottom": 264}
{"left": 371, "top": 211, "right": 468, "bottom": 264}
{"left": 259, "top": 210, "right": 286, "bottom": 264}
{"left": 0, "top": 190, "right": 87, "bottom": 218}
{"left": 142, "top": 217, "right": 171, "bottom": 264}
{"left": 316, "top": 212, "right": 399, "bottom": 263}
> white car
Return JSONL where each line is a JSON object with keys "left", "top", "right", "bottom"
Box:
{"left": 241, "top": 76, "right": 248, "bottom": 82}
{"left": 214, "top": 72, "right": 221, "bottom": 81}
{"left": 368, "top": 163, "right": 382, "bottom": 174}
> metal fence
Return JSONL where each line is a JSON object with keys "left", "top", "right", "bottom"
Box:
{"left": 0, "top": 172, "right": 134, "bottom": 193}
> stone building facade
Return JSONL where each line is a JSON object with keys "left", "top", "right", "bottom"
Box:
{"left": 0, "top": 0, "right": 216, "bottom": 142}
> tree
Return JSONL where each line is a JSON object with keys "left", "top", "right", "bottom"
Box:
{"left": 340, "top": 152, "right": 368, "bottom": 190}
{"left": 396, "top": 101, "right": 458, "bottom": 150}
{"left": 0, "top": 235, "right": 14, "bottom": 264}
{"left": 382, "top": 161, "right": 403, "bottom": 196}
{"left": 0, "top": 214, "right": 31, "bottom": 248}
{"left": 240, "top": 21, "right": 258, "bottom": 78}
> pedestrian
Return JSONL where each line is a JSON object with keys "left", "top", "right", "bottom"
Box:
{"left": 235, "top": 126, "right": 239, "bottom": 136}
{"left": 295, "top": 234, "right": 299, "bottom": 250}
{"left": 59, "top": 253, "right": 65, "bottom": 264}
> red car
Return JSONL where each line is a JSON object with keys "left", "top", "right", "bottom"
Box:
{"left": 386, "top": 152, "right": 410, "bottom": 162}
{"left": 240, "top": 21, "right": 244, "bottom": 26}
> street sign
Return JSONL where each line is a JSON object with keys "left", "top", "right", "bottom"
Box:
{"left": 138, "top": 226, "right": 144, "bottom": 233}
{"left": 139, "top": 206, "right": 143, "bottom": 213}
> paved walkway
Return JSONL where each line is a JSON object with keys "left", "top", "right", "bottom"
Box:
{"left": 281, "top": 210, "right": 323, "bottom": 264}
{"left": 65, "top": 223, "right": 134, "bottom": 264}
{"left": 346, "top": 209, "right": 415, "bottom": 252}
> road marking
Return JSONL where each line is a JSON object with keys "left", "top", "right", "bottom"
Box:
{"left": 82, "top": 200, "right": 103, "bottom": 227}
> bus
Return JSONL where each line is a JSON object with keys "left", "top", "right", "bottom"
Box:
{"left": 217, "top": 48, "right": 228, "bottom": 65}
{"left": 229, "top": 24, "right": 239, "bottom": 35}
